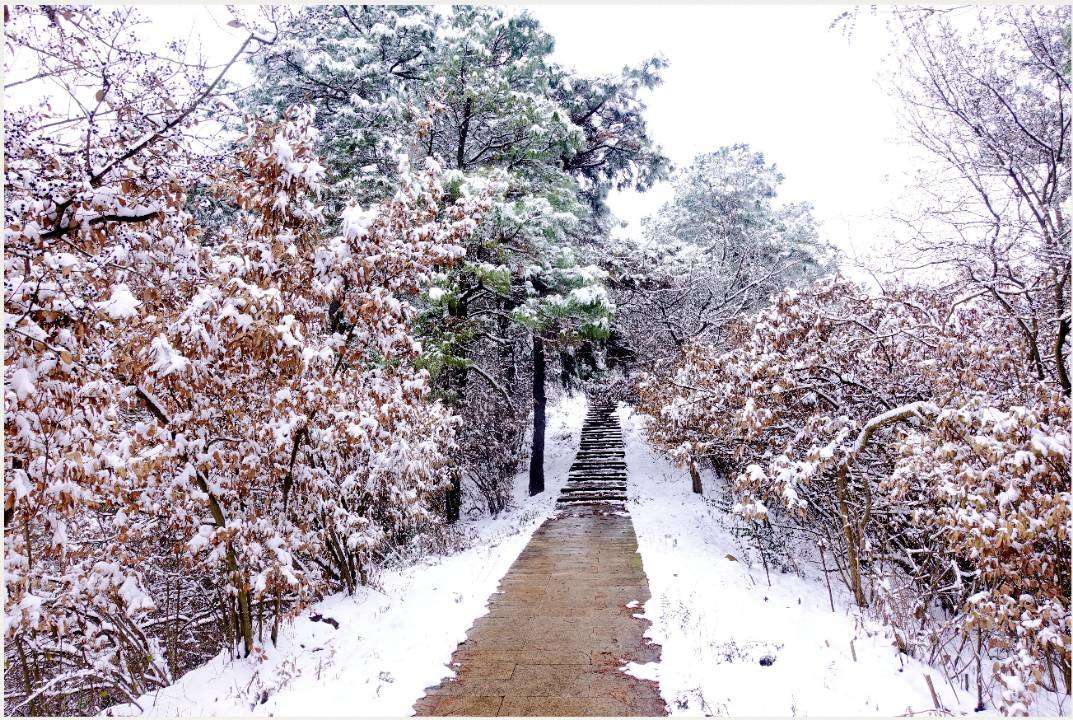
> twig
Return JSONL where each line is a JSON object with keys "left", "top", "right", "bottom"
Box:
{"left": 819, "top": 540, "right": 835, "bottom": 612}
{"left": 924, "top": 673, "right": 943, "bottom": 712}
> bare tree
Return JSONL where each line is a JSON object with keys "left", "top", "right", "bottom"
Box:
{"left": 888, "top": 5, "right": 1071, "bottom": 394}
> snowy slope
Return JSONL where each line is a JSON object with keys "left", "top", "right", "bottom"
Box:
{"left": 619, "top": 405, "right": 982, "bottom": 717}
{"left": 106, "top": 393, "right": 587, "bottom": 717}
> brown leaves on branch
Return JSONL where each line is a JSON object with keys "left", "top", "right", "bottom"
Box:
{"left": 4, "top": 8, "right": 493, "bottom": 713}
{"left": 636, "top": 276, "right": 1070, "bottom": 713}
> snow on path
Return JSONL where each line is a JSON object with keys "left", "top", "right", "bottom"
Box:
{"left": 108, "top": 394, "right": 588, "bottom": 717}
{"left": 619, "top": 405, "right": 974, "bottom": 717}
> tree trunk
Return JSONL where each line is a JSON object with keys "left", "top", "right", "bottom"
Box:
{"left": 499, "top": 306, "right": 516, "bottom": 387}
{"left": 1055, "top": 315, "right": 1070, "bottom": 396}
{"left": 441, "top": 293, "right": 471, "bottom": 523}
{"left": 233, "top": 560, "right": 255, "bottom": 656}
{"left": 457, "top": 97, "right": 472, "bottom": 169}
{"left": 445, "top": 466, "right": 462, "bottom": 523}
{"left": 835, "top": 464, "right": 866, "bottom": 607}
{"left": 529, "top": 334, "right": 546, "bottom": 496}
{"left": 689, "top": 458, "right": 703, "bottom": 494}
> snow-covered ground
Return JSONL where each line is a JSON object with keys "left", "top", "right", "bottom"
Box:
{"left": 619, "top": 405, "right": 991, "bottom": 717}
{"left": 107, "top": 393, "right": 587, "bottom": 717}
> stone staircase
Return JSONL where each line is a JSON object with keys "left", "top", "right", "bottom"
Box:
{"left": 556, "top": 399, "right": 627, "bottom": 508}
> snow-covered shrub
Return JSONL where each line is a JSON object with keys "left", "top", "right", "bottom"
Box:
{"left": 3, "top": 8, "right": 494, "bottom": 712}
{"left": 635, "top": 276, "right": 1071, "bottom": 713}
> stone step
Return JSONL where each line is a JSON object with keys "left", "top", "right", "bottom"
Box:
{"left": 571, "top": 460, "right": 627, "bottom": 469}
{"left": 553, "top": 493, "right": 626, "bottom": 504}
{"left": 557, "top": 502, "right": 626, "bottom": 509}
{"left": 570, "top": 470, "right": 627, "bottom": 478}
{"left": 573, "top": 453, "right": 625, "bottom": 460}
{"left": 563, "top": 478, "right": 626, "bottom": 486}
{"left": 557, "top": 493, "right": 627, "bottom": 503}
{"left": 560, "top": 484, "right": 627, "bottom": 494}
{"left": 566, "top": 461, "right": 626, "bottom": 467}
{"left": 562, "top": 477, "right": 626, "bottom": 485}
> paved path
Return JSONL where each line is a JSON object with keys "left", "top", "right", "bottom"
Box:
{"left": 413, "top": 402, "right": 666, "bottom": 717}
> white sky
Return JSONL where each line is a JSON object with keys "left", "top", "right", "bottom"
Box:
{"left": 122, "top": 5, "right": 916, "bottom": 270}
{"left": 529, "top": 5, "right": 914, "bottom": 269}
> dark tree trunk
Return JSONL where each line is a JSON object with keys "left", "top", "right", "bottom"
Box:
{"left": 689, "top": 459, "right": 703, "bottom": 495}
{"left": 445, "top": 466, "right": 462, "bottom": 524}
{"left": 441, "top": 292, "right": 471, "bottom": 523}
{"left": 500, "top": 298, "right": 517, "bottom": 387}
{"left": 1056, "top": 315, "right": 1070, "bottom": 396}
{"left": 529, "top": 334, "right": 546, "bottom": 496}
{"left": 457, "top": 96, "right": 472, "bottom": 169}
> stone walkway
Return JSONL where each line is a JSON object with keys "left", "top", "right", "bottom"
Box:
{"left": 413, "top": 402, "right": 666, "bottom": 717}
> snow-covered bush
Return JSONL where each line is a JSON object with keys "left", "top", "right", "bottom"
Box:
{"left": 635, "top": 276, "right": 1071, "bottom": 713}
{"left": 3, "top": 8, "right": 493, "bottom": 712}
